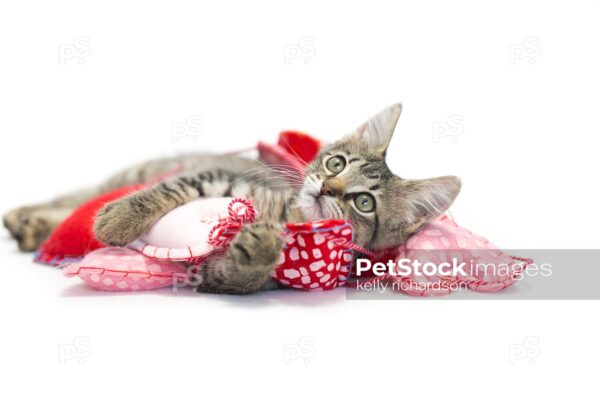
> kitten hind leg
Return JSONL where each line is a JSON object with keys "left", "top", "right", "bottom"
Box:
{"left": 4, "top": 206, "right": 76, "bottom": 251}
{"left": 4, "top": 158, "right": 183, "bottom": 251}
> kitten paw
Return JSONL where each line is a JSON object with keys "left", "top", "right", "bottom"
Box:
{"left": 3, "top": 206, "right": 28, "bottom": 238}
{"left": 94, "top": 199, "right": 150, "bottom": 247}
{"left": 3, "top": 207, "right": 65, "bottom": 252}
{"left": 230, "top": 221, "right": 284, "bottom": 270}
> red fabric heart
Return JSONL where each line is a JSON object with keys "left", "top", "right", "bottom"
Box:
{"left": 271, "top": 219, "right": 354, "bottom": 290}
{"left": 35, "top": 184, "right": 145, "bottom": 266}
{"left": 257, "top": 131, "right": 321, "bottom": 175}
{"left": 277, "top": 131, "right": 321, "bottom": 165}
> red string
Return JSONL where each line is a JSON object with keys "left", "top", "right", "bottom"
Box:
{"left": 207, "top": 198, "right": 256, "bottom": 248}
{"left": 342, "top": 242, "right": 379, "bottom": 258}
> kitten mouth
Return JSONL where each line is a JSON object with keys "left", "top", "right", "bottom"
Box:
{"left": 297, "top": 175, "right": 327, "bottom": 221}
{"left": 297, "top": 192, "right": 326, "bottom": 221}
{"left": 315, "top": 196, "right": 326, "bottom": 217}
{"left": 316, "top": 195, "right": 342, "bottom": 220}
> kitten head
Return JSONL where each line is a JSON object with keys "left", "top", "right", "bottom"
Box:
{"left": 297, "top": 103, "right": 461, "bottom": 250}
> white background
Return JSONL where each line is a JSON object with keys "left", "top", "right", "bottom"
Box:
{"left": 1, "top": 0, "right": 599, "bottom": 399}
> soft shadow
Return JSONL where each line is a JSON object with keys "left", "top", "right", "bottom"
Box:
{"left": 60, "top": 281, "right": 347, "bottom": 306}
{"left": 60, "top": 282, "right": 200, "bottom": 298}
{"left": 198, "top": 287, "right": 347, "bottom": 308}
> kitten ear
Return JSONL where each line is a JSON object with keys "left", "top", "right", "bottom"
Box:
{"left": 399, "top": 176, "right": 461, "bottom": 226}
{"left": 342, "top": 103, "right": 403, "bottom": 156}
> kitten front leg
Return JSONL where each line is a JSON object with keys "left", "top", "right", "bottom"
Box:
{"left": 194, "top": 221, "right": 284, "bottom": 294}
{"left": 94, "top": 181, "right": 198, "bottom": 246}
{"left": 94, "top": 167, "right": 251, "bottom": 246}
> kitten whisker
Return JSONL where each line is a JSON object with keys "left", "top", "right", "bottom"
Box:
{"left": 244, "top": 174, "right": 302, "bottom": 186}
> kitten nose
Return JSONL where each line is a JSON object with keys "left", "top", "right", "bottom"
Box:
{"left": 321, "top": 183, "right": 334, "bottom": 196}
{"left": 320, "top": 178, "right": 345, "bottom": 197}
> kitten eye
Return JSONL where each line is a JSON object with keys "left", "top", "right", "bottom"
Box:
{"left": 325, "top": 156, "right": 346, "bottom": 174}
{"left": 354, "top": 193, "right": 375, "bottom": 212}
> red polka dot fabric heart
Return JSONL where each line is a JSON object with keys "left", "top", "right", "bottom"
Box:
{"left": 270, "top": 219, "right": 354, "bottom": 290}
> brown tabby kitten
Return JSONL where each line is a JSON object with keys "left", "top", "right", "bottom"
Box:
{"left": 3, "top": 103, "right": 461, "bottom": 294}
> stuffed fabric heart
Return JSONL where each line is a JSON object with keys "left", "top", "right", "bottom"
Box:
{"left": 397, "top": 215, "right": 529, "bottom": 295}
{"left": 352, "top": 215, "right": 532, "bottom": 296}
{"left": 271, "top": 219, "right": 354, "bottom": 290}
{"left": 34, "top": 167, "right": 183, "bottom": 267}
{"left": 63, "top": 247, "right": 187, "bottom": 291}
{"left": 35, "top": 184, "right": 145, "bottom": 266}
{"left": 128, "top": 197, "right": 256, "bottom": 264}
{"left": 257, "top": 131, "right": 321, "bottom": 180}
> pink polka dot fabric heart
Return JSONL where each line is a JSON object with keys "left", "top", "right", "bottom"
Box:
{"left": 383, "top": 215, "right": 531, "bottom": 296}
{"left": 63, "top": 247, "right": 187, "bottom": 291}
{"left": 270, "top": 219, "right": 354, "bottom": 291}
